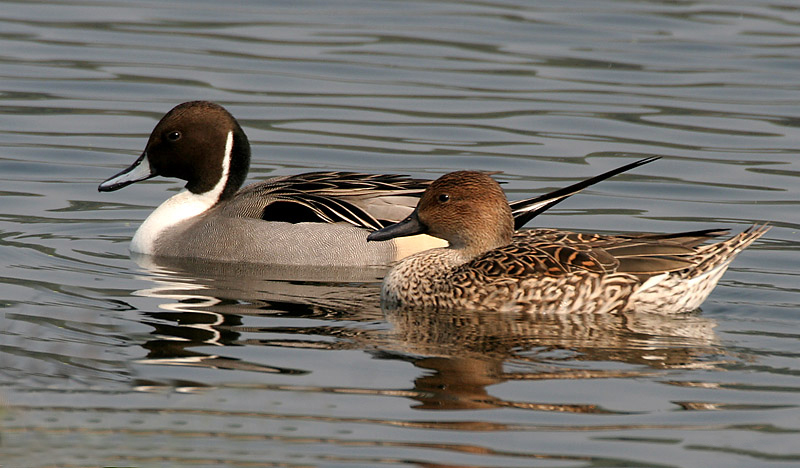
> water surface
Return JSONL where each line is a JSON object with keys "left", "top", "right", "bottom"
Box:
{"left": 1, "top": 0, "right": 798, "bottom": 466}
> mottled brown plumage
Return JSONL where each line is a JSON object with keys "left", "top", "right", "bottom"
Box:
{"left": 368, "top": 171, "right": 769, "bottom": 314}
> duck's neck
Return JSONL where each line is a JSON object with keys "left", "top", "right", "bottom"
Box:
{"left": 219, "top": 127, "right": 250, "bottom": 200}
{"left": 448, "top": 230, "right": 511, "bottom": 259}
{"left": 446, "top": 208, "right": 514, "bottom": 258}
{"left": 185, "top": 128, "right": 250, "bottom": 203}
{"left": 132, "top": 130, "right": 248, "bottom": 255}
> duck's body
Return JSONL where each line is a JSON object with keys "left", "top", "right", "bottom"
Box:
{"left": 129, "top": 171, "right": 443, "bottom": 264}
{"left": 378, "top": 226, "right": 768, "bottom": 314}
{"left": 368, "top": 171, "right": 768, "bottom": 314}
{"left": 99, "top": 101, "right": 658, "bottom": 266}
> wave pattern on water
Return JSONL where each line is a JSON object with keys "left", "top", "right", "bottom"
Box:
{"left": 0, "top": 0, "right": 798, "bottom": 466}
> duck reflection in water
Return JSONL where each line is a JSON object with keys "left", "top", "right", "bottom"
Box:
{"left": 129, "top": 254, "right": 723, "bottom": 411}
{"left": 130, "top": 255, "right": 385, "bottom": 386}
{"left": 381, "top": 306, "right": 720, "bottom": 411}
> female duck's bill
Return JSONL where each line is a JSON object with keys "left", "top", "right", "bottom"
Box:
{"left": 368, "top": 170, "right": 769, "bottom": 314}
{"left": 366, "top": 209, "right": 426, "bottom": 241}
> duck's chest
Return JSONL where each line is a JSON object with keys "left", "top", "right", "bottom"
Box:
{"left": 131, "top": 190, "right": 217, "bottom": 254}
{"left": 380, "top": 249, "right": 467, "bottom": 308}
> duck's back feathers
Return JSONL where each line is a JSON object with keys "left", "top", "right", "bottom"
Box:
{"left": 223, "top": 171, "right": 429, "bottom": 230}
{"left": 464, "top": 228, "right": 725, "bottom": 280}
{"left": 466, "top": 239, "right": 616, "bottom": 278}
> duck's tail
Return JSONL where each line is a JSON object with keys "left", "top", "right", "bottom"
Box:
{"left": 510, "top": 156, "right": 660, "bottom": 230}
{"left": 629, "top": 224, "right": 770, "bottom": 313}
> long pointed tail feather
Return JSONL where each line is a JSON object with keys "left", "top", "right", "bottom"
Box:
{"left": 510, "top": 156, "right": 661, "bottom": 230}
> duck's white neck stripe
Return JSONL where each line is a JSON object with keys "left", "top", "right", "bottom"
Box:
{"left": 198, "top": 129, "right": 233, "bottom": 203}
{"left": 130, "top": 131, "right": 233, "bottom": 255}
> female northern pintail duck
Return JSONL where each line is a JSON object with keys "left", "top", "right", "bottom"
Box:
{"left": 368, "top": 170, "right": 769, "bottom": 313}
{"left": 99, "top": 101, "right": 657, "bottom": 266}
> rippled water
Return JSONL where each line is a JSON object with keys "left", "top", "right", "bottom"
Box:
{"left": 1, "top": 0, "right": 798, "bottom": 466}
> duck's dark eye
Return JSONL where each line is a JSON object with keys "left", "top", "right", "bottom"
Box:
{"left": 438, "top": 193, "right": 450, "bottom": 203}
{"left": 166, "top": 131, "right": 181, "bottom": 142}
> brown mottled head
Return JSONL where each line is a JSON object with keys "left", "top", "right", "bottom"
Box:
{"left": 368, "top": 171, "right": 514, "bottom": 255}
{"left": 99, "top": 101, "right": 250, "bottom": 200}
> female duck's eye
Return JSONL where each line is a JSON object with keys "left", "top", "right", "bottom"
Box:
{"left": 166, "top": 131, "right": 181, "bottom": 141}
{"left": 438, "top": 193, "right": 450, "bottom": 203}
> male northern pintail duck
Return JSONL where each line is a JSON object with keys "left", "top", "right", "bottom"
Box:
{"left": 98, "top": 101, "right": 657, "bottom": 266}
{"left": 368, "top": 170, "right": 769, "bottom": 313}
